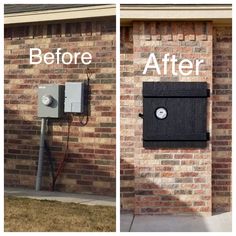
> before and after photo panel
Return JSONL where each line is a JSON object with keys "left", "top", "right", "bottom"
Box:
{"left": 3, "top": 3, "right": 232, "bottom": 233}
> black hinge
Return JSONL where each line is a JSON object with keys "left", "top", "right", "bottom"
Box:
{"left": 206, "top": 132, "right": 210, "bottom": 140}
{"left": 207, "top": 89, "right": 211, "bottom": 97}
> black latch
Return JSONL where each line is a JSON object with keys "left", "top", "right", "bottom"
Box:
{"left": 139, "top": 113, "right": 144, "bottom": 119}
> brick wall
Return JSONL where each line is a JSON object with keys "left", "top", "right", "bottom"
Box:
{"left": 4, "top": 17, "right": 116, "bottom": 196}
{"left": 212, "top": 26, "right": 232, "bottom": 212}
{"left": 121, "top": 21, "right": 213, "bottom": 215}
{"left": 120, "top": 26, "right": 135, "bottom": 212}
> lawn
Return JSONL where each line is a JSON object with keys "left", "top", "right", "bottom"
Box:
{"left": 4, "top": 196, "right": 116, "bottom": 232}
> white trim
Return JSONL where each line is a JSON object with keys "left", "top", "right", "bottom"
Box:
{"left": 119, "top": 0, "right": 232, "bottom": 3}
{"left": 120, "top": 4, "right": 232, "bottom": 21}
{"left": 4, "top": 5, "right": 116, "bottom": 25}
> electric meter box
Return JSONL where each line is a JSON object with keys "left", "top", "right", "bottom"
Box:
{"left": 38, "top": 84, "right": 65, "bottom": 118}
{"left": 64, "top": 82, "right": 84, "bottom": 113}
{"left": 142, "top": 82, "right": 210, "bottom": 148}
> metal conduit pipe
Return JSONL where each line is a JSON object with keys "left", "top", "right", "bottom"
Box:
{"left": 35, "top": 117, "right": 47, "bottom": 191}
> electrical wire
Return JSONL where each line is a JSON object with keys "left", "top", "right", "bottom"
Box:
{"left": 50, "top": 114, "right": 73, "bottom": 191}
{"left": 49, "top": 67, "right": 91, "bottom": 190}
{"left": 78, "top": 67, "right": 91, "bottom": 126}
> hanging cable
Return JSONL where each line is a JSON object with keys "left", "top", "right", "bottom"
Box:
{"left": 50, "top": 113, "right": 73, "bottom": 191}
{"left": 48, "top": 68, "right": 91, "bottom": 190}
{"left": 78, "top": 67, "right": 91, "bottom": 126}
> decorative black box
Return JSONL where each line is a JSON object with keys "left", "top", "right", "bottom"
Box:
{"left": 142, "top": 82, "right": 210, "bottom": 148}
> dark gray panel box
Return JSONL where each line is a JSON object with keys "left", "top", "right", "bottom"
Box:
{"left": 38, "top": 84, "right": 64, "bottom": 118}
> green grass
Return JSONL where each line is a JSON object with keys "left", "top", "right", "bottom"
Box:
{"left": 4, "top": 196, "right": 115, "bottom": 232}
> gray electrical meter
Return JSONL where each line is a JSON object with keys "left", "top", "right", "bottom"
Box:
{"left": 64, "top": 82, "right": 84, "bottom": 113}
{"left": 38, "top": 84, "right": 65, "bottom": 118}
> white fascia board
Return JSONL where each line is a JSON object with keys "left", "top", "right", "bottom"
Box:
{"left": 5, "top": 5, "right": 116, "bottom": 25}
{"left": 120, "top": 4, "right": 232, "bottom": 21}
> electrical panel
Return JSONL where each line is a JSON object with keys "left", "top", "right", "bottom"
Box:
{"left": 38, "top": 84, "right": 64, "bottom": 118}
{"left": 64, "top": 82, "right": 84, "bottom": 113}
{"left": 142, "top": 82, "right": 210, "bottom": 148}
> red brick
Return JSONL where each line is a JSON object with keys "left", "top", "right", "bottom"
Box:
{"left": 212, "top": 26, "right": 232, "bottom": 213}
{"left": 4, "top": 19, "right": 116, "bottom": 196}
{"left": 121, "top": 21, "right": 213, "bottom": 215}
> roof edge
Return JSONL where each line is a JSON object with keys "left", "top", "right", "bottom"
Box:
{"left": 4, "top": 5, "right": 116, "bottom": 25}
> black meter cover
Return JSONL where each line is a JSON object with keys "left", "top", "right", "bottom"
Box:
{"left": 142, "top": 82, "right": 210, "bottom": 148}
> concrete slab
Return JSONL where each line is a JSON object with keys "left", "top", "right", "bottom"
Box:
{"left": 120, "top": 214, "right": 134, "bottom": 232}
{"left": 121, "top": 212, "right": 232, "bottom": 232}
{"left": 5, "top": 187, "right": 115, "bottom": 207}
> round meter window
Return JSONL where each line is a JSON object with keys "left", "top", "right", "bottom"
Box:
{"left": 155, "top": 107, "right": 168, "bottom": 120}
{"left": 41, "top": 95, "right": 53, "bottom": 106}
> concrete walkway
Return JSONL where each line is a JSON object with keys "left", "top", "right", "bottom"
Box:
{"left": 121, "top": 212, "right": 232, "bottom": 232}
{"left": 5, "top": 187, "right": 115, "bottom": 207}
